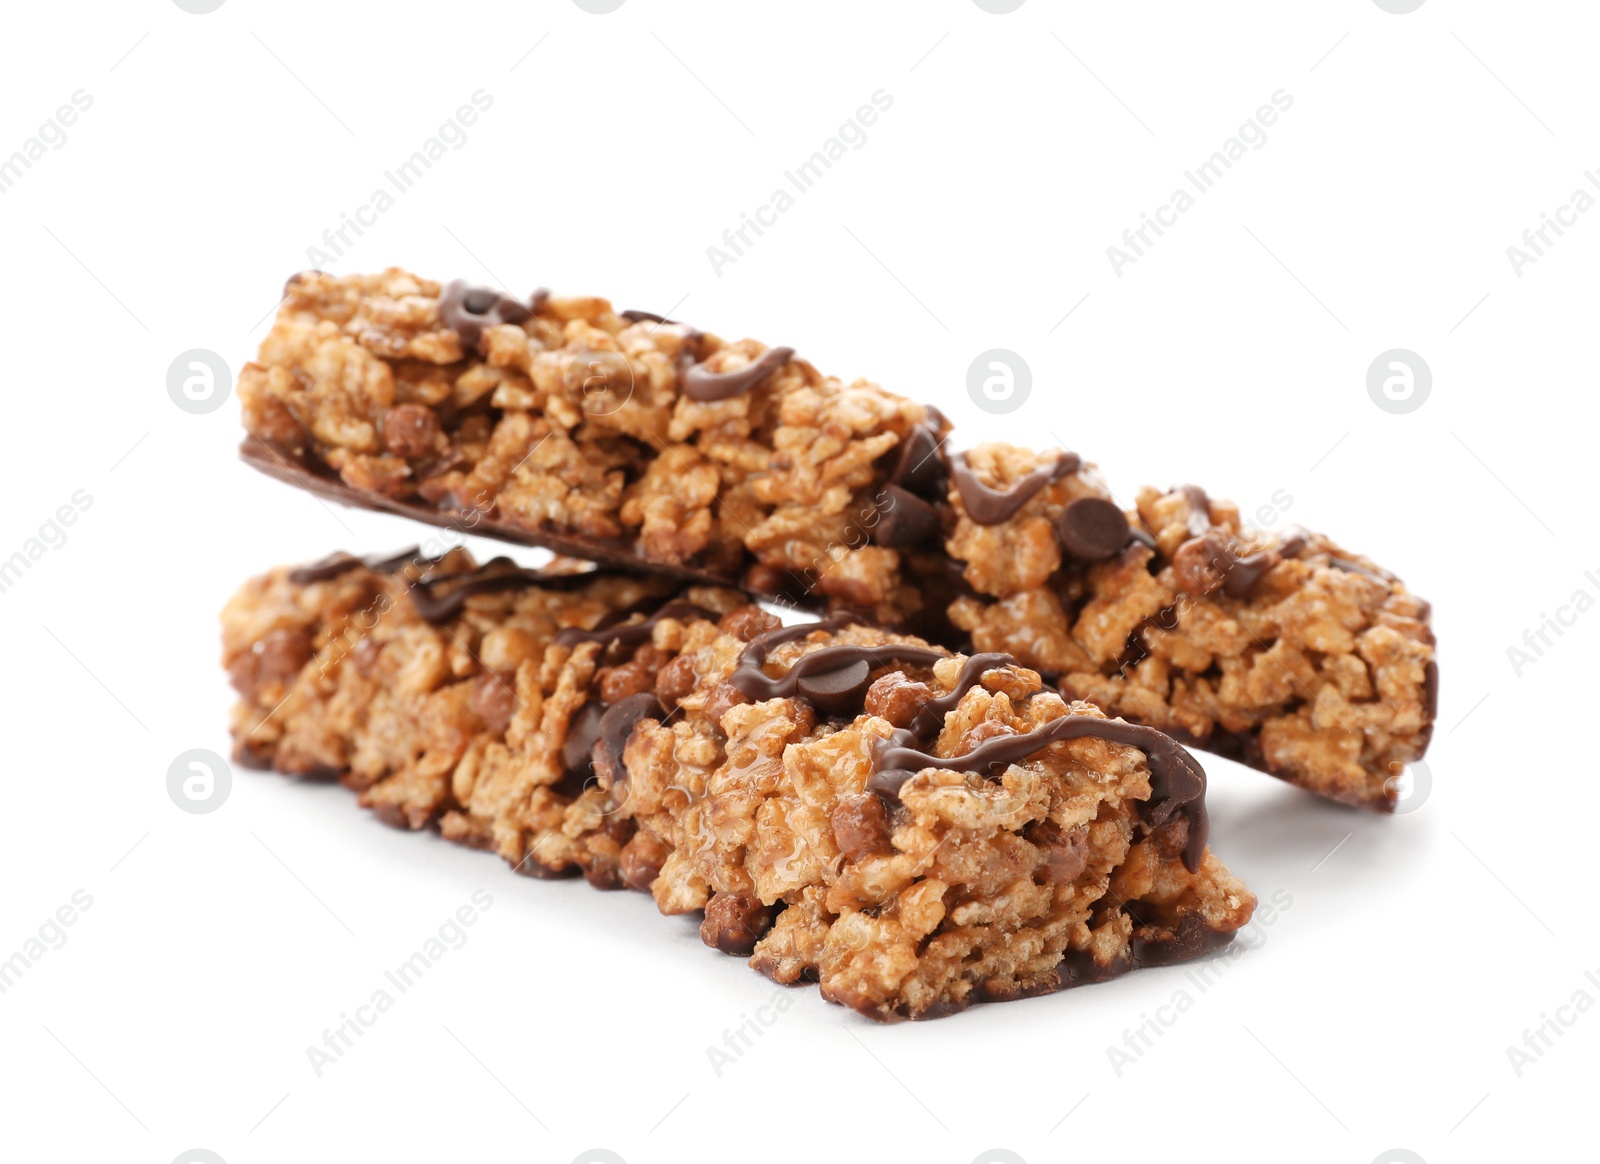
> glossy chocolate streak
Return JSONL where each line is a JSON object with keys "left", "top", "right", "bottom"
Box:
{"left": 730, "top": 640, "right": 950, "bottom": 713}
{"left": 1177, "top": 484, "right": 1212, "bottom": 538}
{"left": 438, "top": 279, "right": 532, "bottom": 349}
{"left": 681, "top": 346, "right": 795, "bottom": 403}
{"left": 593, "top": 694, "right": 666, "bottom": 786}
{"left": 288, "top": 547, "right": 424, "bottom": 585}
{"left": 409, "top": 557, "right": 590, "bottom": 623}
{"left": 552, "top": 601, "right": 714, "bottom": 648}
{"left": 950, "top": 450, "right": 1082, "bottom": 525}
{"left": 1220, "top": 549, "right": 1278, "bottom": 598}
{"left": 621, "top": 308, "right": 676, "bottom": 325}
{"left": 872, "top": 714, "right": 1208, "bottom": 873}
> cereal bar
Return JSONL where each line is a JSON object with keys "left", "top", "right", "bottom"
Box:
{"left": 222, "top": 549, "right": 1256, "bottom": 1020}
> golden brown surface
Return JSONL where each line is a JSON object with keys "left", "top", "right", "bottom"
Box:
{"left": 223, "top": 551, "right": 1255, "bottom": 1020}
{"left": 237, "top": 269, "right": 1434, "bottom": 810}
{"left": 949, "top": 476, "right": 1436, "bottom": 809}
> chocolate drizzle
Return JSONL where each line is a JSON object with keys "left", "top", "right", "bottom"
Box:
{"left": 872, "top": 712, "right": 1208, "bottom": 873}
{"left": 408, "top": 557, "right": 587, "bottom": 624}
{"left": 288, "top": 547, "right": 424, "bottom": 585}
{"left": 438, "top": 279, "right": 533, "bottom": 349}
{"left": 950, "top": 450, "right": 1081, "bottom": 525}
{"left": 621, "top": 308, "right": 677, "bottom": 325}
{"left": 681, "top": 345, "right": 795, "bottom": 403}
{"left": 727, "top": 620, "right": 1208, "bottom": 871}
{"left": 552, "top": 601, "right": 714, "bottom": 648}
{"left": 1171, "top": 485, "right": 1281, "bottom": 599}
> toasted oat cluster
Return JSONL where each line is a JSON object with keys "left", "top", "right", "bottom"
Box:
{"left": 947, "top": 469, "right": 1437, "bottom": 809}
{"left": 237, "top": 269, "right": 1435, "bottom": 810}
{"left": 239, "top": 269, "right": 939, "bottom": 626}
{"left": 223, "top": 550, "right": 1255, "bottom": 1020}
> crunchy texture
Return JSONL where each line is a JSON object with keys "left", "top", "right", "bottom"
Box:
{"left": 949, "top": 476, "right": 1435, "bottom": 809}
{"left": 223, "top": 550, "right": 1255, "bottom": 1020}
{"left": 237, "top": 269, "right": 1434, "bottom": 810}
{"left": 239, "top": 269, "right": 935, "bottom": 628}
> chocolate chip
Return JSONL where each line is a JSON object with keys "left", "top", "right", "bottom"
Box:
{"left": 591, "top": 693, "right": 665, "bottom": 792}
{"left": 872, "top": 485, "right": 942, "bottom": 549}
{"left": 1056, "top": 496, "right": 1130, "bottom": 562}
{"left": 562, "top": 701, "right": 607, "bottom": 782}
{"left": 795, "top": 658, "right": 872, "bottom": 713}
{"left": 888, "top": 422, "right": 946, "bottom": 499}
{"left": 1171, "top": 533, "right": 1230, "bottom": 597}
{"left": 438, "top": 279, "right": 533, "bottom": 349}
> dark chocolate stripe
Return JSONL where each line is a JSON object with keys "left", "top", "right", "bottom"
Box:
{"left": 408, "top": 557, "right": 592, "bottom": 624}
{"left": 439, "top": 279, "right": 533, "bottom": 349}
{"left": 1177, "top": 484, "right": 1212, "bottom": 538}
{"left": 870, "top": 714, "right": 1208, "bottom": 873}
{"left": 950, "top": 450, "right": 1081, "bottom": 525}
{"left": 621, "top": 308, "right": 676, "bottom": 325}
{"left": 288, "top": 547, "right": 425, "bottom": 585}
{"left": 681, "top": 346, "right": 795, "bottom": 403}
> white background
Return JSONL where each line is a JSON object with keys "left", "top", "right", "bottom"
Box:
{"left": 0, "top": 2, "right": 1590, "bottom": 1162}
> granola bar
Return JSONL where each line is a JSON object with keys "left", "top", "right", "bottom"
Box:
{"left": 944, "top": 462, "right": 1437, "bottom": 810}
{"left": 222, "top": 550, "right": 1256, "bottom": 1020}
{"left": 236, "top": 268, "right": 1434, "bottom": 810}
